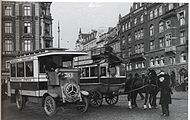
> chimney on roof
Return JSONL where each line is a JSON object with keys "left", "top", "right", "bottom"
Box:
{"left": 79, "top": 28, "right": 82, "bottom": 34}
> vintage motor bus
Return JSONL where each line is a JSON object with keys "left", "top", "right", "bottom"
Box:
{"left": 7, "top": 48, "right": 89, "bottom": 116}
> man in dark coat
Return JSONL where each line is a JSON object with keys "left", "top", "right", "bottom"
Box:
{"left": 158, "top": 71, "right": 172, "bottom": 117}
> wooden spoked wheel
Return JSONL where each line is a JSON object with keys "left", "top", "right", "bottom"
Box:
{"left": 77, "top": 96, "right": 89, "bottom": 113}
{"left": 16, "top": 91, "right": 26, "bottom": 110}
{"left": 44, "top": 96, "right": 57, "bottom": 116}
{"left": 89, "top": 91, "right": 103, "bottom": 107}
{"left": 105, "top": 94, "right": 119, "bottom": 105}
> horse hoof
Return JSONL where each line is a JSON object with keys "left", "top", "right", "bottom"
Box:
{"left": 148, "top": 104, "right": 152, "bottom": 109}
{"left": 143, "top": 105, "right": 147, "bottom": 109}
{"left": 129, "top": 106, "right": 132, "bottom": 109}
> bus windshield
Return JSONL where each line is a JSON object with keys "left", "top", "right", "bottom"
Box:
{"left": 39, "top": 55, "right": 73, "bottom": 73}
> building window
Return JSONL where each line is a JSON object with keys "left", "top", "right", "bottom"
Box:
{"left": 135, "top": 45, "right": 138, "bottom": 53}
{"left": 150, "top": 10, "right": 153, "bottom": 20}
{"left": 45, "top": 23, "right": 50, "bottom": 35}
{"left": 142, "top": 62, "right": 145, "bottom": 68}
{"left": 125, "top": 23, "right": 128, "bottom": 30}
{"left": 150, "top": 41, "right": 155, "bottom": 50}
{"left": 126, "top": 64, "right": 129, "bottom": 71}
{"left": 160, "top": 56, "right": 165, "bottom": 66}
{"left": 135, "top": 63, "right": 138, "bottom": 69}
{"left": 159, "top": 37, "right": 164, "bottom": 48}
{"left": 166, "top": 20, "right": 171, "bottom": 29}
{"left": 140, "top": 29, "right": 144, "bottom": 39}
{"left": 135, "top": 3, "right": 138, "bottom": 9}
{"left": 24, "top": 22, "right": 31, "bottom": 33}
{"left": 169, "top": 57, "right": 175, "bottom": 64}
{"left": 179, "top": 3, "right": 185, "bottom": 6}
{"left": 150, "top": 24, "right": 154, "bottom": 36}
{"left": 165, "top": 34, "right": 172, "bottom": 47}
{"left": 155, "top": 57, "right": 160, "bottom": 66}
{"left": 134, "top": 18, "right": 137, "bottom": 25}
{"left": 128, "top": 22, "right": 131, "bottom": 29}
{"left": 154, "top": 9, "right": 158, "bottom": 18}
{"left": 122, "top": 25, "right": 125, "bottom": 32}
{"left": 5, "top": 22, "right": 12, "bottom": 33}
{"left": 180, "top": 30, "right": 186, "bottom": 44}
{"left": 129, "top": 63, "right": 132, "bottom": 70}
{"left": 178, "top": 11, "right": 185, "bottom": 26}
{"left": 180, "top": 52, "right": 187, "bottom": 63}
{"left": 128, "top": 48, "right": 131, "bottom": 56}
{"left": 128, "top": 34, "right": 131, "bottom": 43}
{"left": 141, "top": 15, "right": 144, "bottom": 23}
{"left": 122, "top": 38, "right": 126, "bottom": 44}
{"left": 159, "top": 21, "right": 164, "bottom": 33}
{"left": 24, "top": 40, "right": 31, "bottom": 51}
{"left": 4, "top": 40, "right": 13, "bottom": 51}
{"left": 141, "top": 43, "right": 144, "bottom": 52}
{"left": 4, "top": 6, "right": 12, "bottom": 16}
{"left": 24, "top": 6, "right": 31, "bottom": 16}
{"left": 169, "top": 3, "right": 174, "bottom": 11}
{"left": 150, "top": 58, "right": 155, "bottom": 67}
{"left": 159, "top": 5, "right": 163, "bottom": 16}
{"left": 135, "top": 31, "right": 138, "bottom": 40}
{"left": 138, "top": 44, "right": 141, "bottom": 53}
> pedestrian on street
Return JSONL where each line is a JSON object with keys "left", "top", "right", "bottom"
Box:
{"left": 158, "top": 71, "right": 172, "bottom": 117}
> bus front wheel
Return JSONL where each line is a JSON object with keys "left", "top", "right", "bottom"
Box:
{"left": 16, "top": 91, "right": 26, "bottom": 110}
{"left": 44, "top": 96, "right": 57, "bottom": 116}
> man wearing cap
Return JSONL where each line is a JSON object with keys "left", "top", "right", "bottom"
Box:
{"left": 158, "top": 71, "right": 172, "bottom": 117}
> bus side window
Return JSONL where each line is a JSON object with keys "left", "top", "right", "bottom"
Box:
{"left": 17, "top": 62, "right": 24, "bottom": 77}
{"left": 26, "top": 61, "right": 34, "bottom": 77}
{"left": 85, "top": 67, "right": 89, "bottom": 77}
{"left": 100, "top": 66, "right": 106, "bottom": 76}
{"left": 81, "top": 68, "right": 85, "bottom": 77}
{"left": 11, "top": 63, "right": 16, "bottom": 77}
{"left": 90, "top": 66, "right": 98, "bottom": 77}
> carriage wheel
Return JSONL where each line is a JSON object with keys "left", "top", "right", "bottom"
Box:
{"left": 16, "top": 91, "right": 26, "bottom": 110}
{"left": 105, "top": 94, "right": 119, "bottom": 105}
{"left": 44, "top": 96, "right": 57, "bottom": 116}
{"left": 89, "top": 91, "right": 103, "bottom": 107}
{"left": 77, "top": 96, "right": 89, "bottom": 113}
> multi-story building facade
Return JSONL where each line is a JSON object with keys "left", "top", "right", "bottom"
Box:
{"left": 1, "top": 1, "right": 53, "bottom": 81}
{"left": 74, "top": 29, "right": 98, "bottom": 67}
{"left": 119, "top": 3, "right": 188, "bottom": 84}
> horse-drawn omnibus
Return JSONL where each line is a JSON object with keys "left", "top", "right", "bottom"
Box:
{"left": 7, "top": 48, "right": 89, "bottom": 116}
{"left": 75, "top": 46, "right": 126, "bottom": 107}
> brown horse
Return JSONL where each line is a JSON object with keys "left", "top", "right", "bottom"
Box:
{"left": 125, "top": 69, "right": 159, "bottom": 109}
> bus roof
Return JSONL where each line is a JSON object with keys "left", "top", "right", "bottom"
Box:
{"left": 7, "top": 48, "right": 87, "bottom": 63}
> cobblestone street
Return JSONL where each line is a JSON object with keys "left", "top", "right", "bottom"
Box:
{"left": 2, "top": 91, "right": 188, "bottom": 120}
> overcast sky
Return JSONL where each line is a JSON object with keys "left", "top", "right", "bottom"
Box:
{"left": 51, "top": 2, "right": 133, "bottom": 50}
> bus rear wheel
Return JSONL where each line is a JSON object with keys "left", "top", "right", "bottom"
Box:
{"left": 16, "top": 91, "right": 26, "bottom": 110}
{"left": 44, "top": 96, "right": 57, "bottom": 116}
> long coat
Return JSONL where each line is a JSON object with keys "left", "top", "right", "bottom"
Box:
{"left": 158, "top": 74, "right": 172, "bottom": 104}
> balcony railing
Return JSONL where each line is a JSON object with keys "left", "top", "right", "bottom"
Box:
{"left": 129, "top": 52, "right": 146, "bottom": 62}
{"left": 2, "top": 51, "right": 19, "bottom": 56}
{"left": 165, "top": 46, "right": 176, "bottom": 53}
